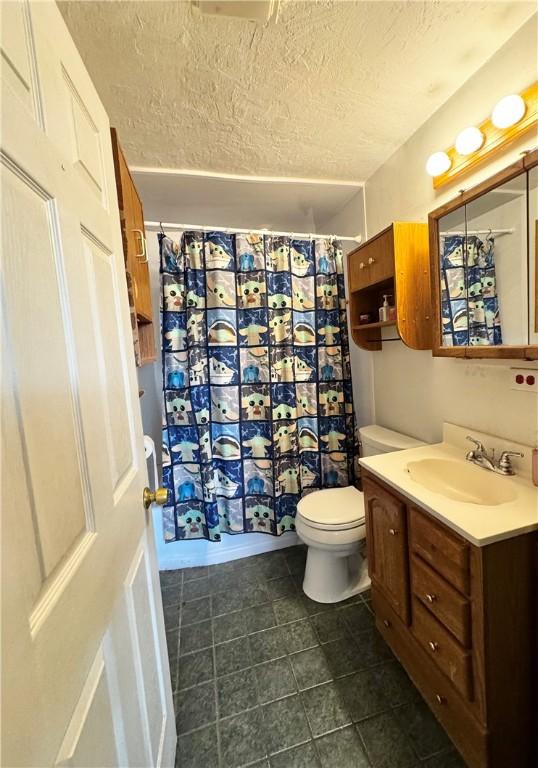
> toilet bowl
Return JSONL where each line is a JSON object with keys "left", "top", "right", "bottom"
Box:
{"left": 296, "top": 424, "right": 425, "bottom": 604}
{"left": 296, "top": 486, "right": 368, "bottom": 603}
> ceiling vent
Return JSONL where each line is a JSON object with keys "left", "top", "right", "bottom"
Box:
{"left": 193, "top": 1, "right": 280, "bottom": 23}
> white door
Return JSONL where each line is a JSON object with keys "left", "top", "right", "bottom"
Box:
{"left": 1, "top": 2, "right": 176, "bottom": 766}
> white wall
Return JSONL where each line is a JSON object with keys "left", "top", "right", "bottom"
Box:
{"left": 363, "top": 15, "right": 538, "bottom": 447}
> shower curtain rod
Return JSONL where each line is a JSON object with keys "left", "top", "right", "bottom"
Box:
{"left": 144, "top": 220, "right": 362, "bottom": 244}
{"left": 439, "top": 228, "right": 514, "bottom": 236}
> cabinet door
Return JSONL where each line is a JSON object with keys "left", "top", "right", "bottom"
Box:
{"left": 110, "top": 129, "right": 153, "bottom": 322}
{"left": 364, "top": 477, "right": 409, "bottom": 623}
{"left": 129, "top": 181, "right": 153, "bottom": 321}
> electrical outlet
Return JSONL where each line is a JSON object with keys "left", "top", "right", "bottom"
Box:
{"left": 510, "top": 368, "right": 538, "bottom": 392}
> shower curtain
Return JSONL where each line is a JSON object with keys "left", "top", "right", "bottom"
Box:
{"left": 159, "top": 230, "right": 357, "bottom": 542}
{"left": 440, "top": 234, "right": 502, "bottom": 346}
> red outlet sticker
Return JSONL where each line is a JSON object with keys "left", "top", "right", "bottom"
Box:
{"left": 526, "top": 375, "right": 535, "bottom": 386}
{"left": 516, "top": 374, "right": 524, "bottom": 384}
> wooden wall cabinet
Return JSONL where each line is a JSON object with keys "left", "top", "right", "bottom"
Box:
{"left": 347, "top": 222, "right": 432, "bottom": 351}
{"left": 363, "top": 471, "right": 536, "bottom": 768}
{"left": 110, "top": 128, "right": 156, "bottom": 366}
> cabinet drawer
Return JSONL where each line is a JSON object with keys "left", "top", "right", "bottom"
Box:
{"left": 372, "top": 586, "right": 407, "bottom": 644}
{"left": 348, "top": 254, "right": 373, "bottom": 291}
{"left": 411, "top": 555, "right": 471, "bottom": 647}
{"left": 348, "top": 228, "right": 394, "bottom": 290}
{"left": 409, "top": 507, "right": 470, "bottom": 594}
{"left": 368, "top": 228, "right": 394, "bottom": 285}
{"left": 412, "top": 598, "right": 473, "bottom": 700}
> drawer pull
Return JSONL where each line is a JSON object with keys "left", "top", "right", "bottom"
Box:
{"left": 428, "top": 641, "right": 439, "bottom": 652}
{"left": 435, "top": 694, "right": 446, "bottom": 705}
{"left": 359, "top": 262, "right": 366, "bottom": 270}
{"left": 388, "top": 528, "right": 397, "bottom": 536}
{"left": 425, "top": 593, "right": 437, "bottom": 603}
{"left": 383, "top": 619, "right": 391, "bottom": 628}
{"left": 368, "top": 257, "right": 376, "bottom": 265}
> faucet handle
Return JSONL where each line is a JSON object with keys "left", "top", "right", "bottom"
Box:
{"left": 498, "top": 450, "right": 524, "bottom": 474}
{"left": 466, "top": 436, "right": 485, "bottom": 453}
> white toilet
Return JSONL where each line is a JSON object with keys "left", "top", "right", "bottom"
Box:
{"left": 296, "top": 425, "right": 425, "bottom": 604}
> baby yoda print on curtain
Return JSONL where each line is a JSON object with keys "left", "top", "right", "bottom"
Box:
{"left": 440, "top": 234, "right": 502, "bottom": 346}
{"left": 159, "top": 231, "right": 357, "bottom": 542}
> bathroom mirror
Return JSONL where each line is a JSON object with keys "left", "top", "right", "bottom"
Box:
{"left": 429, "top": 149, "right": 538, "bottom": 359}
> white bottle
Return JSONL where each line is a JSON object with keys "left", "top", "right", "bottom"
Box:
{"left": 379, "top": 294, "right": 390, "bottom": 322}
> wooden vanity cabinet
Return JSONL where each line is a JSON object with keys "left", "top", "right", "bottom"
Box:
{"left": 362, "top": 471, "right": 536, "bottom": 768}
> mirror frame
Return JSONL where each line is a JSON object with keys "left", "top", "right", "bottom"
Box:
{"left": 428, "top": 148, "right": 538, "bottom": 360}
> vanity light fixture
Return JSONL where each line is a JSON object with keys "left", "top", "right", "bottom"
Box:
{"left": 455, "top": 126, "right": 484, "bottom": 156}
{"left": 491, "top": 94, "right": 526, "bottom": 129}
{"left": 426, "top": 151, "right": 451, "bottom": 177}
{"left": 427, "top": 80, "right": 537, "bottom": 188}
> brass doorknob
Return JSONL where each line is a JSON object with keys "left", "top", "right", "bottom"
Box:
{"left": 143, "top": 487, "right": 168, "bottom": 510}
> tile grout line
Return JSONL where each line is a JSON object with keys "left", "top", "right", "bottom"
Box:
{"left": 285, "top": 645, "right": 323, "bottom": 767}
{"left": 174, "top": 572, "right": 184, "bottom": 699}
{"left": 354, "top": 719, "right": 375, "bottom": 768}
{"left": 210, "top": 613, "right": 222, "bottom": 768}
{"left": 248, "top": 635, "right": 267, "bottom": 764}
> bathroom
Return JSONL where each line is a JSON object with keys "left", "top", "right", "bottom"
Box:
{"left": 1, "top": 2, "right": 537, "bottom": 768}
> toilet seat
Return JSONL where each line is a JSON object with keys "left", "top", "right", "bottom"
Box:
{"left": 297, "top": 486, "right": 364, "bottom": 531}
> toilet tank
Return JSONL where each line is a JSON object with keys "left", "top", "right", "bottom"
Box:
{"left": 359, "top": 425, "right": 425, "bottom": 457}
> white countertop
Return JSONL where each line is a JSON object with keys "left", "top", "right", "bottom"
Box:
{"left": 359, "top": 424, "right": 538, "bottom": 547}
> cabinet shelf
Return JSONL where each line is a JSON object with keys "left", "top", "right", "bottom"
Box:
{"left": 137, "top": 310, "right": 154, "bottom": 325}
{"left": 347, "top": 222, "right": 432, "bottom": 351}
{"left": 352, "top": 319, "right": 396, "bottom": 331}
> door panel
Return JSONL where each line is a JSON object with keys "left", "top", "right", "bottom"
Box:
{"left": 1, "top": 3, "right": 175, "bottom": 766}
{"left": 63, "top": 69, "right": 106, "bottom": 203}
{"left": 0, "top": 1, "right": 44, "bottom": 127}
{"left": 82, "top": 231, "right": 136, "bottom": 494}
{"left": 56, "top": 647, "right": 119, "bottom": 768}
{"left": 2, "top": 162, "right": 92, "bottom": 579}
{"left": 126, "top": 543, "right": 169, "bottom": 766}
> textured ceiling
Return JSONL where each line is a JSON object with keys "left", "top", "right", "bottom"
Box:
{"left": 59, "top": 0, "right": 535, "bottom": 181}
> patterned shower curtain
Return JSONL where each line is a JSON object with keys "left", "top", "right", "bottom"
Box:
{"left": 159, "top": 230, "right": 357, "bottom": 542}
{"left": 440, "top": 234, "right": 502, "bottom": 346}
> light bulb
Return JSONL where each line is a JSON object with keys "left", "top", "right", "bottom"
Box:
{"left": 455, "top": 126, "right": 484, "bottom": 156}
{"left": 426, "top": 151, "right": 451, "bottom": 177}
{"left": 491, "top": 94, "right": 526, "bottom": 129}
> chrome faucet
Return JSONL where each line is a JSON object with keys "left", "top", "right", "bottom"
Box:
{"left": 465, "top": 436, "right": 523, "bottom": 476}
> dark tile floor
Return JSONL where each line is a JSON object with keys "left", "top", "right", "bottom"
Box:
{"left": 161, "top": 545, "right": 467, "bottom": 768}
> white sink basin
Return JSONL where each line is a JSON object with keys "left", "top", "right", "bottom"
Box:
{"left": 406, "top": 458, "right": 517, "bottom": 506}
